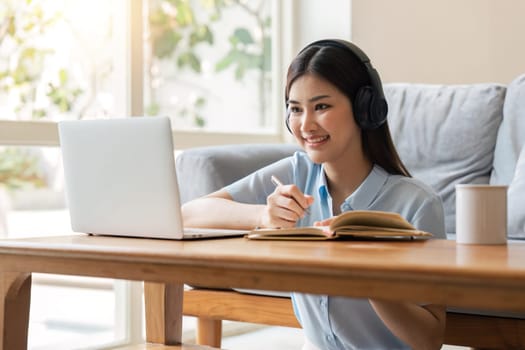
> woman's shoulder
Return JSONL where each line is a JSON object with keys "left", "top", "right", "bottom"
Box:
{"left": 399, "top": 176, "right": 437, "bottom": 194}
{"left": 383, "top": 170, "right": 442, "bottom": 207}
{"left": 380, "top": 169, "right": 445, "bottom": 237}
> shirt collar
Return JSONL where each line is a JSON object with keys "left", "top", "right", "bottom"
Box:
{"left": 317, "top": 164, "right": 389, "bottom": 212}
{"left": 346, "top": 164, "right": 389, "bottom": 210}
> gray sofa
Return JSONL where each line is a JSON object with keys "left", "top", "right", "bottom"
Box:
{"left": 177, "top": 73, "right": 525, "bottom": 239}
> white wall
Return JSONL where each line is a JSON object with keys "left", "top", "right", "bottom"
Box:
{"left": 294, "top": 0, "right": 352, "bottom": 53}
{"left": 351, "top": 0, "right": 525, "bottom": 84}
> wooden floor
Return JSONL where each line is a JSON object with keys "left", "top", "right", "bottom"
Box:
{"left": 220, "top": 325, "right": 303, "bottom": 350}
{"left": 115, "top": 344, "right": 220, "bottom": 350}
{"left": 187, "top": 322, "right": 467, "bottom": 350}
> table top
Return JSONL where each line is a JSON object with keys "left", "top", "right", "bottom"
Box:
{"left": 1, "top": 235, "right": 525, "bottom": 312}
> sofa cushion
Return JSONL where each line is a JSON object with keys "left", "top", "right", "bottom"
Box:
{"left": 176, "top": 144, "right": 300, "bottom": 203}
{"left": 508, "top": 145, "right": 525, "bottom": 239}
{"left": 385, "top": 83, "right": 506, "bottom": 234}
{"left": 491, "top": 74, "right": 525, "bottom": 185}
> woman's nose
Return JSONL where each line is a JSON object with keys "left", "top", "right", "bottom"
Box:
{"left": 300, "top": 110, "right": 317, "bottom": 132}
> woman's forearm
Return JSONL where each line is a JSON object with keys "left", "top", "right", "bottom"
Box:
{"left": 369, "top": 300, "right": 446, "bottom": 350}
{"left": 182, "top": 191, "right": 266, "bottom": 229}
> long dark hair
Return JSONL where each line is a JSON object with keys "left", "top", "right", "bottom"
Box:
{"left": 285, "top": 43, "right": 411, "bottom": 177}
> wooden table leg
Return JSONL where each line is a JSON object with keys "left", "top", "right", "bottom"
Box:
{"left": 0, "top": 272, "right": 31, "bottom": 350}
{"left": 144, "top": 282, "right": 183, "bottom": 345}
{"left": 196, "top": 317, "right": 222, "bottom": 347}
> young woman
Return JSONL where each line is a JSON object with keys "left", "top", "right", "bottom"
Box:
{"left": 183, "top": 39, "right": 446, "bottom": 350}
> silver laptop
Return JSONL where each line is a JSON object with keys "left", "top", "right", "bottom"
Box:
{"left": 58, "top": 116, "right": 246, "bottom": 239}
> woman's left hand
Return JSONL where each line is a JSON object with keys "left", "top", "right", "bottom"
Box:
{"left": 313, "top": 217, "right": 334, "bottom": 227}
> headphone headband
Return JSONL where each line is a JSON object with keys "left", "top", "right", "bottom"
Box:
{"left": 294, "top": 39, "right": 388, "bottom": 130}
{"left": 301, "top": 39, "right": 371, "bottom": 65}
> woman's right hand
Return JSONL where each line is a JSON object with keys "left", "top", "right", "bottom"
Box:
{"left": 260, "top": 183, "right": 314, "bottom": 228}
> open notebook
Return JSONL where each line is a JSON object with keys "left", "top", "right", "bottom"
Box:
{"left": 246, "top": 210, "right": 432, "bottom": 241}
{"left": 58, "top": 116, "right": 246, "bottom": 240}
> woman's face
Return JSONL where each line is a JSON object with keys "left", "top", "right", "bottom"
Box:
{"left": 287, "top": 73, "right": 363, "bottom": 165}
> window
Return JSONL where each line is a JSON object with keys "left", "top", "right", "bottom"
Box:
{"left": 145, "top": 0, "right": 275, "bottom": 132}
{"left": 0, "top": 0, "right": 287, "bottom": 348}
{"left": 0, "top": 0, "right": 124, "bottom": 122}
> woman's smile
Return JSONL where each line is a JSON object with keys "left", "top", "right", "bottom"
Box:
{"left": 302, "top": 134, "right": 330, "bottom": 147}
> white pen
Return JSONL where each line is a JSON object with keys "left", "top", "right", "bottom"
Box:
{"left": 271, "top": 175, "right": 310, "bottom": 214}
{"left": 270, "top": 175, "right": 284, "bottom": 187}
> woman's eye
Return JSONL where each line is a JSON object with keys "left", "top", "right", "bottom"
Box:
{"left": 315, "top": 103, "right": 329, "bottom": 111}
{"left": 288, "top": 106, "right": 301, "bottom": 114}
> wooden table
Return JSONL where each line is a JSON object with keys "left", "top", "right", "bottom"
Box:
{"left": 1, "top": 235, "right": 525, "bottom": 349}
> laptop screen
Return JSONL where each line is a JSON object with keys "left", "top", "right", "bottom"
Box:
{"left": 59, "top": 117, "right": 186, "bottom": 239}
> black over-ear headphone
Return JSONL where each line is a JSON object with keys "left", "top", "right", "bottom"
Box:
{"left": 292, "top": 39, "right": 388, "bottom": 130}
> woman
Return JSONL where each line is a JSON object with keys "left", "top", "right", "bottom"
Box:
{"left": 183, "top": 39, "right": 446, "bottom": 350}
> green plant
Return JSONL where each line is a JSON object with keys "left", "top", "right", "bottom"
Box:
{"left": 0, "top": 0, "right": 83, "bottom": 120}
{"left": 149, "top": 0, "right": 215, "bottom": 72}
{"left": 47, "top": 69, "right": 84, "bottom": 113}
{"left": 0, "top": 1, "right": 83, "bottom": 192}
{"left": 0, "top": 148, "right": 46, "bottom": 191}
{"left": 215, "top": 1, "right": 272, "bottom": 80}
{"left": 146, "top": 0, "right": 272, "bottom": 127}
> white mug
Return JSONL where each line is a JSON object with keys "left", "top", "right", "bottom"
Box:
{"left": 455, "top": 184, "right": 507, "bottom": 245}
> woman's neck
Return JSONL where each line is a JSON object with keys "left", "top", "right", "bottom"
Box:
{"left": 324, "top": 154, "right": 373, "bottom": 214}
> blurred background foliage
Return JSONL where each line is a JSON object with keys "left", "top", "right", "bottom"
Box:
{"left": 0, "top": 0, "right": 82, "bottom": 120}
{"left": 0, "top": 0, "right": 71, "bottom": 190}
{"left": 147, "top": 0, "right": 271, "bottom": 127}
{"left": 0, "top": 148, "right": 46, "bottom": 190}
{"left": 0, "top": 0, "right": 271, "bottom": 190}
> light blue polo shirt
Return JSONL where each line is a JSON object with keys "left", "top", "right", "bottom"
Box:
{"left": 225, "top": 151, "right": 446, "bottom": 350}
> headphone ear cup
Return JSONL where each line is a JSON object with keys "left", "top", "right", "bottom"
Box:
{"left": 353, "top": 85, "right": 388, "bottom": 130}
{"left": 353, "top": 86, "right": 373, "bottom": 129}
{"left": 370, "top": 94, "right": 388, "bottom": 129}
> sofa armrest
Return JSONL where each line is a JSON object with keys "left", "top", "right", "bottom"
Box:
{"left": 176, "top": 144, "right": 300, "bottom": 203}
